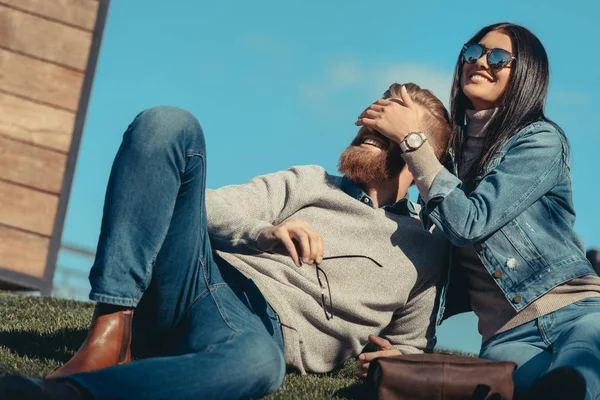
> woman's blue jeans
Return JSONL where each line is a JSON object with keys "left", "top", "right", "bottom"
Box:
{"left": 67, "top": 107, "right": 286, "bottom": 400}
{"left": 480, "top": 297, "right": 600, "bottom": 400}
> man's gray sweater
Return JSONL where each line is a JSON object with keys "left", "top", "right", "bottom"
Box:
{"left": 206, "top": 165, "right": 449, "bottom": 373}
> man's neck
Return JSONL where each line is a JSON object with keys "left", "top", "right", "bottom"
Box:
{"left": 359, "top": 167, "right": 413, "bottom": 208}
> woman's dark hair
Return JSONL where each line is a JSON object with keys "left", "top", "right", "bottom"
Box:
{"left": 450, "top": 22, "right": 563, "bottom": 180}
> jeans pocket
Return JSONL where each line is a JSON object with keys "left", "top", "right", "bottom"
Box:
{"left": 573, "top": 296, "right": 600, "bottom": 307}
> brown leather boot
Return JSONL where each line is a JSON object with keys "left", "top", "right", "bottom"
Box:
{"left": 47, "top": 304, "right": 134, "bottom": 378}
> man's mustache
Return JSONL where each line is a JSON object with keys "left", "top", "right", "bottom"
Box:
{"left": 353, "top": 130, "right": 390, "bottom": 147}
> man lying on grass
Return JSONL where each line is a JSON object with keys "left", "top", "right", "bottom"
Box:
{"left": 0, "top": 83, "right": 451, "bottom": 400}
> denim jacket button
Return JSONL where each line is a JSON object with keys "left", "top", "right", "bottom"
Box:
{"left": 506, "top": 258, "right": 518, "bottom": 269}
{"left": 493, "top": 270, "right": 503, "bottom": 278}
{"left": 513, "top": 295, "right": 523, "bottom": 304}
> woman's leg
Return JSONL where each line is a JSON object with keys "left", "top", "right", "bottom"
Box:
{"left": 543, "top": 298, "right": 600, "bottom": 400}
{"left": 482, "top": 299, "right": 600, "bottom": 400}
{"left": 479, "top": 320, "right": 551, "bottom": 393}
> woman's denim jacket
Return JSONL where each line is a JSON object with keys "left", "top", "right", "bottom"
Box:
{"left": 420, "top": 121, "right": 598, "bottom": 325}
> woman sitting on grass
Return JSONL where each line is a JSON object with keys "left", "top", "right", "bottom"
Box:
{"left": 356, "top": 22, "right": 600, "bottom": 400}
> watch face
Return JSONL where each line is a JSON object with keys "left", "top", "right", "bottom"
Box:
{"left": 407, "top": 133, "right": 423, "bottom": 148}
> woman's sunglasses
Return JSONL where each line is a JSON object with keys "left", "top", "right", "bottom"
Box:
{"left": 462, "top": 43, "right": 516, "bottom": 70}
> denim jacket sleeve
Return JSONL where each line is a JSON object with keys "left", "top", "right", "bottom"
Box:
{"left": 422, "top": 123, "right": 568, "bottom": 246}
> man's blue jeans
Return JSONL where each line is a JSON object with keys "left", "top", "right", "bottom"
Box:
{"left": 67, "top": 107, "right": 286, "bottom": 400}
{"left": 480, "top": 297, "right": 600, "bottom": 400}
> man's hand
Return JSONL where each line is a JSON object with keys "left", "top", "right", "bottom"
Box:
{"left": 355, "top": 335, "right": 402, "bottom": 379}
{"left": 355, "top": 85, "right": 421, "bottom": 145}
{"left": 256, "top": 220, "right": 324, "bottom": 267}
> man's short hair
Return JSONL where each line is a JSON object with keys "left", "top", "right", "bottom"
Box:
{"left": 383, "top": 83, "right": 451, "bottom": 162}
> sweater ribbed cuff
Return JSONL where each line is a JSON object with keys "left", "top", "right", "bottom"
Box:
{"left": 402, "top": 141, "right": 443, "bottom": 202}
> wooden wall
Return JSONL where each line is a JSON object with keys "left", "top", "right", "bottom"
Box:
{"left": 0, "top": 0, "right": 109, "bottom": 294}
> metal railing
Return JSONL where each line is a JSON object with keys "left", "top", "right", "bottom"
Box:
{"left": 53, "top": 244, "right": 600, "bottom": 300}
{"left": 52, "top": 243, "right": 95, "bottom": 301}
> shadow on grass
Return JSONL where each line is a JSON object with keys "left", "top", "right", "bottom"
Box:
{"left": 333, "top": 381, "right": 374, "bottom": 399}
{"left": 0, "top": 328, "right": 86, "bottom": 362}
{"left": 334, "top": 382, "right": 505, "bottom": 400}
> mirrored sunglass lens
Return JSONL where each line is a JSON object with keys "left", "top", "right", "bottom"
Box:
{"left": 463, "top": 45, "right": 484, "bottom": 64}
{"left": 488, "top": 49, "right": 511, "bottom": 68}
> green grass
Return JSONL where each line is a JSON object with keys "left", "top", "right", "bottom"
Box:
{"left": 0, "top": 291, "right": 473, "bottom": 399}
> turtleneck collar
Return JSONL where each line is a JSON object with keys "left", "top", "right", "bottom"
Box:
{"left": 465, "top": 108, "right": 497, "bottom": 138}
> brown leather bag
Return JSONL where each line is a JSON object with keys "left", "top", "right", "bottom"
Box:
{"left": 367, "top": 354, "right": 517, "bottom": 400}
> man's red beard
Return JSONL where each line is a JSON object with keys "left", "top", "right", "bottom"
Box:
{"left": 338, "top": 140, "right": 405, "bottom": 184}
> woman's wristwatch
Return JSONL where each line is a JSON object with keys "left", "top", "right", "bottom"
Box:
{"left": 400, "top": 132, "right": 427, "bottom": 153}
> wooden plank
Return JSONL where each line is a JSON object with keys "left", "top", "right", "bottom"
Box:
{"left": 0, "top": 0, "right": 98, "bottom": 31}
{"left": 0, "top": 48, "right": 84, "bottom": 111}
{"left": 0, "top": 136, "right": 67, "bottom": 194}
{"left": 0, "top": 225, "right": 49, "bottom": 278}
{"left": 0, "top": 181, "right": 58, "bottom": 236}
{"left": 0, "top": 92, "right": 75, "bottom": 152}
{"left": 0, "top": 5, "right": 93, "bottom": 71}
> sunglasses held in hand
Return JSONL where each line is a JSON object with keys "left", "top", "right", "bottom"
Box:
{"left": 462, "top": 43, "right": 516, "bottom": 70}
{"left": 314, "top": 255, "right": 384, "bottom": 321}
{"left": 315, "top": 264, "right": 334, "bottom": 320}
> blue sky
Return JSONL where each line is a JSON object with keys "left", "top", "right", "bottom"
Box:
{"left": 56, "top": 0, "right": 600, "bottom": 353}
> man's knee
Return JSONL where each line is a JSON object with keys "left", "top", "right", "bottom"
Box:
{"left": 128, "top": 106, "right": 204, "bottom": 153}
{"left": 241, "top": 333, "right": 286, "bottom": 394}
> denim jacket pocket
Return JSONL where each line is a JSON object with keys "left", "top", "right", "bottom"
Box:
{"left": 499, "top": 218, "right": 547, "bottom": 272}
